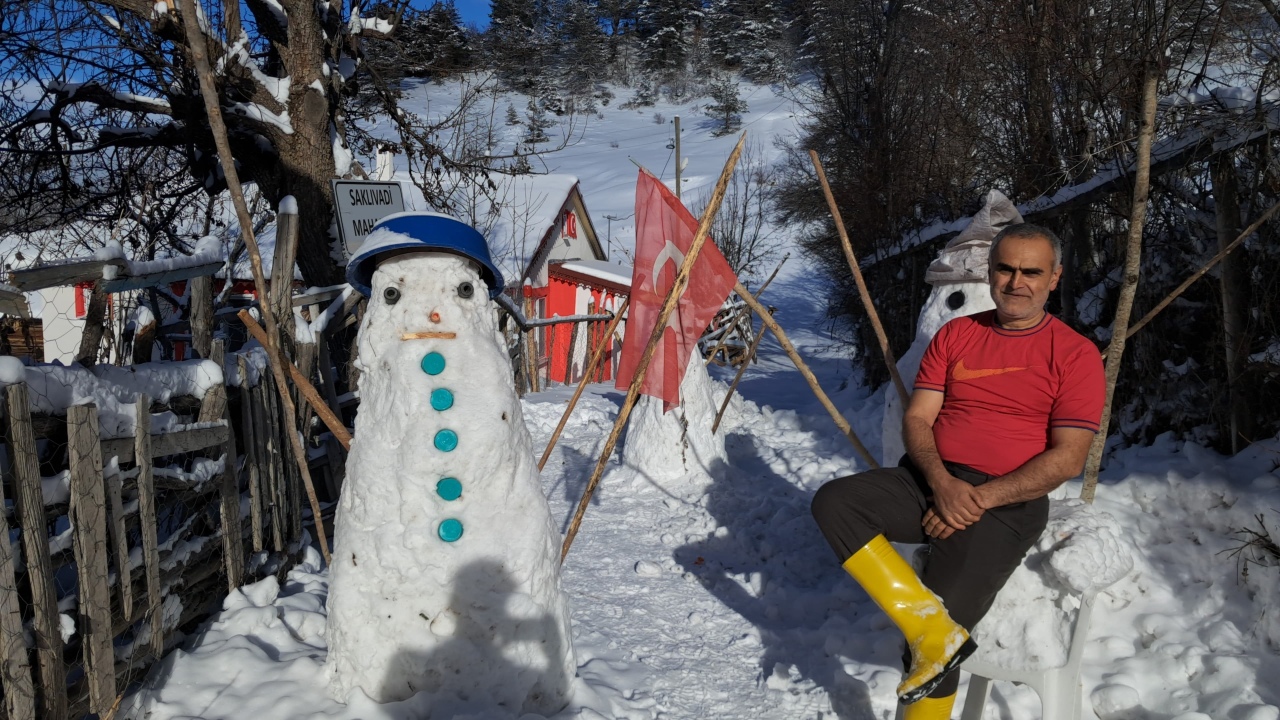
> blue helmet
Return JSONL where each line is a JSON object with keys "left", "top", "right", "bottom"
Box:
{"left": 345, "top": 212, "right": 506, "bottom": 299}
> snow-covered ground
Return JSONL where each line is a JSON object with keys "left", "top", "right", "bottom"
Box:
{"left": 122, "top": 81, "right": 1280, "bottom": 719}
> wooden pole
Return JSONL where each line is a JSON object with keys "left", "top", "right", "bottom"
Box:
{"left": 135, "top": 395, "right": 165, "bottom": 660}
{"left": 711, "top": 315, "right": 771, "bottom": 433}
{"left": 538, "top": 297, "right": 630, "bottom": 471}
{"left": 1119, "top": 199, "right": 1280, "bottom": 344}
{"left": 561, "top": 134, "right": 747, "bottom": 563}
{"left": 524, "top": 294, "right": 541, "bottom": 393}
{"left": 735, "top": 282, "right": 879, "bottom": 468}
{"left": 704, "top": 252, "right": 788, "bottom": 366}
{"left": 0, "top": 394, "right": 35, "bottom": 720}
{"left": 189, "top": 274, "right": 213, "bottom": 359}
{"left": 240, "top": 310, "right": 352, "bottom": 451}
{"left": 564, "top": 320, "right": 581, "bottom": 384}
{"left": 809, "top": 150, "right": 909, "bottom": 407}
{"left": 5, "top": 385, "right": 66, "bottom": 718}
{"left": 68, "top": 404, "right": 116, "bottom": 716}
{"left": 1081, "top": 69, "right": 1159, "bottom": 503}
{"left": 178, "top": 0, "right": 331, "bottom": 562}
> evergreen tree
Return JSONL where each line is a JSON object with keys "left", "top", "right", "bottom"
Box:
{"left": 552, "top": 0, "right": 610, "bottom": 103}
{"left": 635, "top": 0, "right": 699, "bottom": 82}
{"left": 486, "top": 0, "right": 552, "bottom": 90}
{"left": 506, "top": 103, "right": 522, "bottom": 126}
{"left": 524, "top": 99, "right": 554, "bottom": 143}
{"left": 705, "top": 0, "right": 789, "bottom": 82}
{"left": 398, "top": 1, "right": 474, "bottom": 78}
{"left": 705, "top": 73, "right": 746, "bottom": 135}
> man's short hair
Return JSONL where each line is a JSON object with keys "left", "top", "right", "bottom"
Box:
{"left": 989, "top": 223, "right": 1063, "bottom": 269}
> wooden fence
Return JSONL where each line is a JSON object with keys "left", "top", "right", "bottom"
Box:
{"left": 0, "top": 341, "right": 304, "bottom": 719}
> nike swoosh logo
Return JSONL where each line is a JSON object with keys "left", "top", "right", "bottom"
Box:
{"left": 952, "top": 358, "right": 1029, "bottom": 381}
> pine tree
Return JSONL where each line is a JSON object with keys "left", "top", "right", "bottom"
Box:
{"left": 398, "top": 1, "right": 474, "bottom": 78}
{"left": 552, "top": 0, "right": 610, "bottom": 104}
{"left": 524, "top": 99, "right": 554, "bottom": 143}
{"left": 636, "top": 0, "right": 699, "bottom": 83}
{"left": 705, "top": 73, "right": 746, "bottom": 135}
{"left": 486, "top": 0, "right": 551, "bottom": 91}
{"left": 706, "top": 0, "right": 789, "bottom": 82}
{"left": 506, "top": 103, "right": 522, "bottom": 126}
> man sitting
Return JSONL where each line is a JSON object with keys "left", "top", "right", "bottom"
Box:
{"left": 811, "top": 223, "right": 1105, "bottom": 718}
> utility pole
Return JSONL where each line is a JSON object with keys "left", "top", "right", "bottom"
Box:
{"left": 674, "top": 115, "right": 682, "bottom": 200}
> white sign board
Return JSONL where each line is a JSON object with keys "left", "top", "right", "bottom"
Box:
{"left": 332, "top": 180, "right": 406, "bottom": 255}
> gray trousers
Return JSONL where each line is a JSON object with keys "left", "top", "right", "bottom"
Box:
{"left": 810, "top": 457, "right": 1048, "bottom": 698}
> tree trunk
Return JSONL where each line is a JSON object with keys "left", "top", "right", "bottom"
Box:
{"left": 1081, "top": 68, "right": 1158, "bottom": 503}
{"left": 1212, "top": 152, "right": 1252, "bottom": 452}
{"left": 75, "top": 282, "right": 108, "bottom": 366}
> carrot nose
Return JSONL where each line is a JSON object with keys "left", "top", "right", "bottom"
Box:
{"left": 430, "top": 311, "right": 442, "bottom": 324}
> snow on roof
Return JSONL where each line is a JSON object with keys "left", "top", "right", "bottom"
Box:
{"left": 557, "top": 259, "right": 632, "bottom": 289}
{"left": 437, "top": 173, "right": 581, "bottom": 283}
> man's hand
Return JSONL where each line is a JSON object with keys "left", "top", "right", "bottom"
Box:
{"left": 926, "top": 474, "right": 985, "bottom": 537}
{"left": 922, "top": 509, "right": 957, "bottom": 539}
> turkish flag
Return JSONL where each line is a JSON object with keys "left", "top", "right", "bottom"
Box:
{"left": 615, "top": 170, "right": 738, "bottom": 411}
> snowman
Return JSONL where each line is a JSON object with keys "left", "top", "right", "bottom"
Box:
{"left": 881, "top": 191, "right": 1023, "bottom": 465}
{"left": 325, "top": 212, "right": 575, "bottom": 716}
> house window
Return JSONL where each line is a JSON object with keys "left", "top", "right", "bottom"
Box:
{"left": 564, "top": 211, "right": 578, "bottom": 239}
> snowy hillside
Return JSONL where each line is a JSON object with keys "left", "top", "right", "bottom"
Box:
{"left": 121, "top": 81, "right": 1280, "bottom": 720}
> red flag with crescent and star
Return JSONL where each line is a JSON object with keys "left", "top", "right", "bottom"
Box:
{"left": 615, "top": 169, "right": 738, "bottom": 411}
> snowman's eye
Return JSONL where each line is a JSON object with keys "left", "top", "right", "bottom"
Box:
{"left": 383, "top": 287, "right": 401, "bottom": 305}
{"left": 946, "top": 291, "right": 966, "bottom": 310}
{"left": 457, "top": 282, "right": 474, "bottom": 299}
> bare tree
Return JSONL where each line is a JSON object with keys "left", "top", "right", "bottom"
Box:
{"left": 692, "top": 139, "right": 782, "bottom": 282}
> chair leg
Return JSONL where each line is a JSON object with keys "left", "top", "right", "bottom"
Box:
{"left": 959, "top": 675, "right": 992, "bottom": 720}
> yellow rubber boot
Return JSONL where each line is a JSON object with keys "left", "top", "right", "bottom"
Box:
{"left": 902, "top": 693, "right": 956, "bottom": 720}
{"left": 841, "top": 535, "right": 976, "bottom": 703}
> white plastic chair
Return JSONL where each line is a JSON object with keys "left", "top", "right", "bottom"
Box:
{"left": 890, "top": 587, "right": 1095, "bottom": 720}
{"left": 956, "top": 588, "right": 1096, "bottom": 720}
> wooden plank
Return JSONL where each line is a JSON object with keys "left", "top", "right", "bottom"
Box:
{"left": 278, "top": 372, "right": 303, "bottom": 546}
{"left": 210, "top": 341, "right": 245, "bottom": 591}
{"left": 68, "top": 403, "right": 117, "bottom": 716}
{"left": 260, "top": 379, "right": 284, "bottom": 553}
{"left": 239, "top": 356, "right": 264, "bottom": 553}
{"left": 106, "top": 472, "right": 133, "bottom": 623}
{"left": 4, "top": 384, "right": 67, "bottom": 718}
{"left": 290, "top": 287, "right": 343, "bottom": 308}
{"left": 99, "top": 261, "right": 223, "bottom": 294}
{"left": 100, "top": 423, "right": 230, "bottom": 463}
{"left": 0, "top": 393, "right": 37, "bottom": 720}
{"left": 315, "top": 330, "right": 344, "bottom": 426}
{"left": 6, "top": 258, "right": 125, "bottom": 292}
{"left": 134, "top": 396, "right": 164, "bottom": 660}
{"left": 198, "top": 368, "right": 228, "bottom": 425}
{"left": 189, "top": 274, "right": 214, "bottom": 360}
{"left": 269, "top": 211, "right": 299, "bottom": 355}
{"left": 294, "top": 342, "right": 317, "bottom": 426}
{"left": 565, "top": 320, "right": 581, "bottom": 384}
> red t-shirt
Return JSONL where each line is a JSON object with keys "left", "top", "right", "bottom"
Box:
{"left": 914, "top": 310, "right": 1104, "bottom": 477}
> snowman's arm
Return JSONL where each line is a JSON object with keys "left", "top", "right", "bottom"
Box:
{"left": 495, "top": 294, "right": 616, "bottom": 331}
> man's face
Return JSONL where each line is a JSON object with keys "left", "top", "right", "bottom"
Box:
{"left": 988, "top": 234, "right": 1062, "bottom": 326}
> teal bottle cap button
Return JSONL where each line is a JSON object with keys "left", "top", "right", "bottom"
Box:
{"left": 421, "top": 352, "right": 446, "bottom": 375}
{"left": 430, "top": 388, "right": 454, "bottom": 411}
{"left": 436, "top": 477, "right": 462, "bottom": 501}
{"left": 438, "top": 518, "right": 464, "bottom": 542}
{"left": 434, "top": 429, "right": 458, "bottom": 452}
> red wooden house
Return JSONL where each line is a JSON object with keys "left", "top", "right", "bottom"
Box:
{"left": 508, "top": 177, "right": 632, "bottom": 386}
